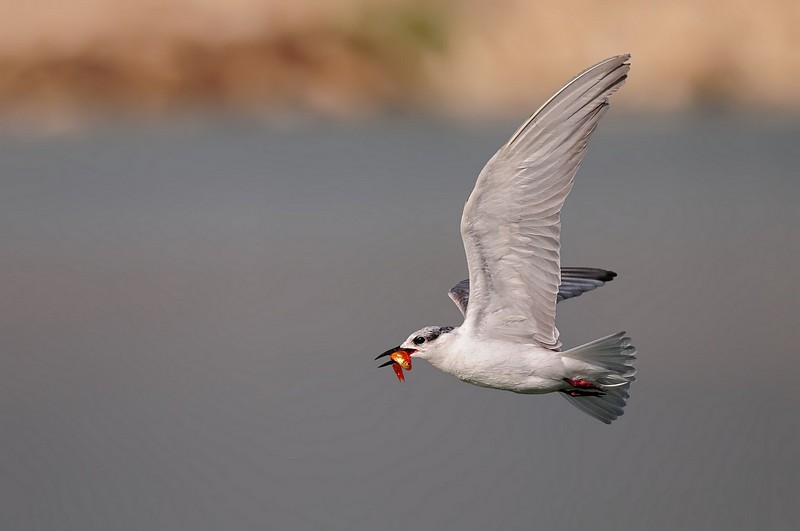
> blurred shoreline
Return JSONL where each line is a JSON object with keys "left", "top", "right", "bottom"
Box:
{"left": 1, "top": 0, "right": 799, "bottom": 130}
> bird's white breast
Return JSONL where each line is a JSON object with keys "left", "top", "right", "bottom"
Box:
{"left": 430, "top": 329, "right": 567, "bottom": 394}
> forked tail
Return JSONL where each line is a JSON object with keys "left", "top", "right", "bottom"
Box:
{"left": 560, "top": 332, "right": 637, "bottom": 424}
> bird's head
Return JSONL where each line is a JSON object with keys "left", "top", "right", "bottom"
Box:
{"left": 375, "top": 325, "right": 456, "bottom": 381}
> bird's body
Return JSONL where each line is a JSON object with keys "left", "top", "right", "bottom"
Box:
{"left": 418, "top": 330, "right": 564, "bottom": 393}
{"left": 377, "top": 55, "right": 637, "bottom": 424}
{"left": 415, "top": 327, "right": 628, "bottom": 396}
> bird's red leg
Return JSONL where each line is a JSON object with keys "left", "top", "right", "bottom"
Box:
{"left": 564, "top": 377, "right": 600, "bottom": 390}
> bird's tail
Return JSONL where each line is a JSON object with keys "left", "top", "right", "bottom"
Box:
{"left": 560, "top": 332, "right": 637, "bottom": 424}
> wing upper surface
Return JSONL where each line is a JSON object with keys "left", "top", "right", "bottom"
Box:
{"left": 459, "top": 55, "right": 630, "bottom": 348}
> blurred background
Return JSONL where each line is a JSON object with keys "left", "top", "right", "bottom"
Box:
{"left": 2, "top": 1, "right": 798, "bottom": 530}
{"left": 1, "top": 0, "right": 799, "bottom": 128}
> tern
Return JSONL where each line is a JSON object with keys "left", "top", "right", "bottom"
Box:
{"left": 376, "top": 55, "right": 636, "bottom": 424}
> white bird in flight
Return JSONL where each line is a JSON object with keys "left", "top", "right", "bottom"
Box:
{"left": 376, "top": 55, "right": 636, "bottom": 424}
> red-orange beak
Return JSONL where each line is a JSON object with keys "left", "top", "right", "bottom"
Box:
{"left": 375, "top": 346, "right": 416, "bottom": 382}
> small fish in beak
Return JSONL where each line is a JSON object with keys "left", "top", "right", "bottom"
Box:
{"left": 375, "top": 347, "right": 416, "bottom": 382}
{"left": 392, "top": 362, "right": 405, "bottom": 382}
{"left": 391, "top": 350, "right": 412, "bottom": 370}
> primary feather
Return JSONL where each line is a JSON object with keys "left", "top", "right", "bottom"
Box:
{"left": 447, "top": 267, "right": 617, "bottom": 317}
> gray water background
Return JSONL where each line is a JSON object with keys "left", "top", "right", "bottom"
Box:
{"left": 2, "top": 113, "right": 798, "bottom": 529}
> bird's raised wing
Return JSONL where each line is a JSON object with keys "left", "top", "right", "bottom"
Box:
{"left": 459, "top": 55, "right": 629, "bottom": 349}
{"left": 448, "top": 267, "right": 617, "bottom": 317}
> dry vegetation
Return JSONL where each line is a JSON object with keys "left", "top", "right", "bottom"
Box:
{"left": 1, "top": 0, "right": 798, "bottom": 125}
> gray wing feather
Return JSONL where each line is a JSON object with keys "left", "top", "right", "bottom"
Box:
{"left": 448, "top": 267, "right": 617, "bottom": 317}
{"left": 448, "top": 279, "right": 471, "bottom": 316}
{"left": 459, "top": 55, "right": 629, "bottom": 348}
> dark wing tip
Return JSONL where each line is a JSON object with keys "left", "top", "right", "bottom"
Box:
{"left": 557, "top": 267, "right": 619, "bottom": 302}
{"left": 560, "top": 267, "right": 617, "bottom": 282}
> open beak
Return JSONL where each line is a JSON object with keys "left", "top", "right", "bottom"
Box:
{"left": 375, "top": 346, "right": 416, "bottom": 382}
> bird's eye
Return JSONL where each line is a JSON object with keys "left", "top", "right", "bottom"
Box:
{"left": 413, "top": 336, "right": 425, "bottom": 345}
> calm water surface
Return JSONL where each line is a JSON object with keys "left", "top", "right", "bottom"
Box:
{"left": 2, "top": 115, "right": 798, "bottom": 530}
